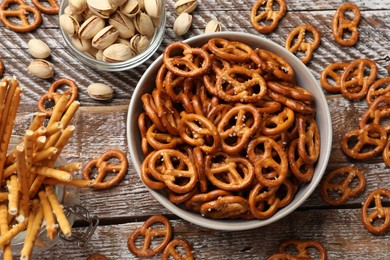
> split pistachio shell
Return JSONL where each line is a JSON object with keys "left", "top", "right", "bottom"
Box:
{"left": 144, "top": 0, "right": 161, "bottom": 18}
{"left": 120, "top": 0, "right": 140, "bottom": 18}
{"left": 134, "top": 12, "right": 155, "bottom": 38}
{"left": 87, "top": 0, "right": 113, "bottom": 19}
{"left": 173, "top": 12, "right": 192, "bottom": 36}
{"left": 205, "top": 19, "right": 222, "bottom": 34}
{"left": 139, "top": 0, "right": 145, "bottom": 11}
{"left": 71, "top": 35, "right": 92, "bottom": 52}
{"left": 92, "top": 25, "right": 119, "bottom": 49}
{"left": 78, "top": 15, "right": 105, "bottom": 39}
{"left": 60, "top": 14, "right": 80, "bottom": 36}
{"left": 28, "top": 60, "right": 54, "bottom": 79}
{"left": 103, "top": 43, "right": 134, "bottom": 62}
{"left": 174, "top": 0, "right": 197, "bottom": 14}
{"left": 109, "top": 11, "right": 136, "bottom": 38}
{"left": 28, "top": 39, "right": 51, "bottom": 59}
{"left": 116, "top": 37, "right": 132, "bottom": 47}
{"left": 87, "top": 83, "right": 114, "bottom": 100}
{"left": 130, "top": 34, "right": 150, "bottom": 54}
{"left": 109, "top": 0, "right": 127, "bottom": 7}
{"left": 69, "top": 0, "right": 87, "bottom": 14}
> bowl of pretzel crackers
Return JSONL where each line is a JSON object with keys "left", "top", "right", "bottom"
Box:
{"left": 127, "top": 31, "right": 332, "bottom": 231}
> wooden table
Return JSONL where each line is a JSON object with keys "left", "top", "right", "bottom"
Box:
{"left": 1, "top": 0, "right": 390, "bottom": 259}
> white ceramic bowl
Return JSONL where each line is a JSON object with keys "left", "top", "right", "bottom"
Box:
{"left": 127, "top": 32, "right": 332, "bottom": 231}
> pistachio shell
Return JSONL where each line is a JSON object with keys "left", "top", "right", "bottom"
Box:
{"left": 82, "top": 8, "right": 95, "bottom": 20}
{"left": 174, "top": 0, "right": 197, "bottom": 14}
{"left": 144, "top": 0, "right": 161, "bottom": 18}
{"left": 96, "top": 49, "right": 104, "bottom": 61}
{"left": 78, "top": 15, "right": 105, "bottom": 39}
{"left": 120, "top": 0, "right": 140, "bottom": 18}
{"left": 103, "top": 43, "right": 134, "bottom": 62}
{"left": 109, "top": 11, "right": 136, "bottom": 38}
{"left": 139, "top": 0, "right": 145, "bottom": 11}
{"left": 60, "top": 14, "right": 80, "bottom": 36}
{"left": 130, "top": 34, "right": 150, "bottom": 54}
{"left": 205, "top": 19, "right": 222, "bottom": 34}
{"left": 173, "top": 12, "right": 192, "bottom": 36}
{"left": 109, "top": 0, "right": 127, "bottom": 7}
{"left": 87, "top": 0, "right": 113, "bottom": 19}
{"left": 71, "top": 35, "right": 93, "bottom": 52}
{"left": 92, "top": 25, "right": 119, "bottom": 49}
{"left": 116, "top": 37, "right": 132, "bottom": 48}
{"left": 134, "top": 12, "right": 155, "bottom": 38}
{"left": 28, "top": 39, "right": 51, "bottom": 59}
{"left": 87, "top": 83, "right": 114, "bottom": 100}
{"left": 27, "top": 59, "right": 54, "bottom": 79}
{"left": 69, "top": 0, "right": 87, "bottom": 14}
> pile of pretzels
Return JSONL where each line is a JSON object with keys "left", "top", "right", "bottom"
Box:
{"left": 138, "top": 37, "right": 321, "bottom": 220}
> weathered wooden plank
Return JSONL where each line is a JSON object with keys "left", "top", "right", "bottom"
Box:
{"left": 36, "top": 208, "right": 390, "bottom": 259}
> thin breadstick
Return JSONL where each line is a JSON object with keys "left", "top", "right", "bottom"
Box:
{"left": 4, "top": 163, "right": 17, "bottom": 179}
{"left": 56, "top": 162, "right": 82, "bottom": 172}
{"left": 46, "top": 122, "right": 63, "bottom": 136}
{"left": 45, "top": 186, "right": 71, "bottom": 237}
{"left": 7, "top": 175, "right": 19, "bottom": 215}
{"left": 0, "top": 84, "right": 22, "bottom": 183}
{"left": 45, "top": 101, "right": 79, "bottom": 149}
{"left": 33, "top": 147, "right": 58, "bottom": 162}
{"left": 21, "top": 203, "right": 43, "bottom": 260}
{"left": 24, "top": 130, "right": 35, "bottom": 170}
{"left": 34, "top": 167, "right": 72, "bottom": 183}
{"left": 0, "top": 203, "right": 13, "bottom": 260}
{"left": 28, "top": 112, "right": 46, "bottom": 131}
{"left": 0, "top": 80, "right": 8, "bottom": 127}
{"left": 0, "top": 192, "right": 9, "bottom": 202}
{"left": 43, "top": 178, "right": 92, "bottom": 188}
{"left": 15, "top": 143, "right": 30, "bottom": 217}
{"left": 34, "top": 135, "right": 46, "bottom": 152}
{"left": 46, "top": 125, "right": 75, "bottom": 164}
{"left": 46, "top": 94, "right": 70, "bottom": 128}
{"left": 29, "top": 175, "right": 45, "bottom": 199}
{"left": 38, "top": 190, "right": 56, "bottom": 240}
{"left": 0, "top": 77, "right": 15, "bottom": 139}
{"left": 0, "top": 218, "right": 28, "bottom": 248}
{"left": 24, "top": 200, "right": 39, "bottom": 243}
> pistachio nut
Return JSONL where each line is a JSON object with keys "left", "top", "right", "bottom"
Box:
{"left": 60, "top": 14, "right": 80, "bottom": 36}
{"left": 205, "top": 19, "right": 222, "bottom": 34}
{"left": 87, "top": 0, "right": 113, "bottom": 19}
{"left": 139, "top": 0, "right": 145, "bottom": 11}
{"left": 120, "top": 0, "right": 140, "bottom": 18}
{"left": 109, "top": 0, "right": 127, "bottom": 7}
{"left": 87, "top": 83, "right": 114, "bottom": 100}
{"left": 116, "top": 37, "right": 132, "bottom": 48}
{"left": 82, "top": 8, "right": 95, "bottom": 20}
{"left": 71, "top": 35, "right": 93, "bottom": 52}
{"left": 78, "top": 15, "right": 105, "bottom": 39}
{"left": 69, "top": 0, "right": 87, "bottom": 14}
{"left": 27, "top": 59, "right": 54, "bottom": 79}
{"left": 95, "top": 49, "right": 104, "bottom": 61}
{"left": 173, "top": 12, "right": 192, "bottom": 37}
{"left": 174, "top": 0, "right": 197, "bottom": 14}
{"left": 144, "top": 0, "right": 161, "bottom": 18}
{"left": 109, "top": 11, "right": 136, "bottom": 39}
{"left": 103, "top": 43, "right": 134, "bottom": 62}
{"left": 130, "top": 34, "right": 150, "bottom": 54}
{"left": 28, "top": 39, "right": 51, "bottom": 59}
{"left": 86, "top": 47, "right": 99, "bottom": 58}
{"left": 92, "top": 25, "right": 119, "bottom": 50}
{"left": 134, "top": 12, "right": 155, "bottom": 39}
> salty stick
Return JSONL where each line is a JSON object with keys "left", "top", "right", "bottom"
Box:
{"left": 56, "top": 162, "right": 82, "bottom": 172}
{"left": 29, "top": 175, "right": 45, "bottom": 199}
{"left": 34, "top": 167, "right": 72, "bottom": 183}
{"left": 45, "top": 186, "right": 71, "bottom": 237}
{"left": 34, "top": 136, "right": 46, "bottom": 152}
{"left": 0, "top": 77, "right": 14, "bottom": 139}
{"left": 43, "top": 178, "right": 92, "bottom": 188}
{"left": 15, "top": 143, "right": 30, "bottom": 217}
{"left": 46, "top": 122, "right": 63, "bottom": 136}
{"left": 38, "top": 190, "right": 56, "bottom": 240}
{"left": 24, "top": 130, "right": 35, "bottom": 170}
{"left": 33, "top": 147, "right": 58, "bottom": 162}
{"left": 0, "top": 203, "right": 13, "bottom": 260}
{"left": 28, "top": 112, "right": 46, "bottom": 131}
{"left": 46, "top": 95, "right": 69, "bottom": 128}
{"left": 0, "top": 80, "right": 8, "bottom": 128}
{"left": 0, "top": 218, "right": 28, "bottom": 248}
{"left": 7, "top": 175, "right": 19, "bottom": 216}
{"left": 21, "top": 204, "right": 43, "bottom": 260}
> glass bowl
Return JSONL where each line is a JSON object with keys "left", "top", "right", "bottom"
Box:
{"left": 4, "top": 135, "right": 79, "bottom": 255}
{"left": 127, "top": 31, "right": 333, "bottom": 231}
{"left": 59, "top": 0, "right": 166, "bottom": 71}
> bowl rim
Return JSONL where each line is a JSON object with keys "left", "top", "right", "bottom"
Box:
{"left": 127, "top": 31, "right": 332, "bottom": 231}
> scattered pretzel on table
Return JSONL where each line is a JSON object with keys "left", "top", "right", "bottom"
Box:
{"left": 32, "top": 0, "right": 59, "bottom": 15}
{"left": 278, "top": 239, "right": 327, "bottom": 260}
{"left": 250, "top": 0, "right": 287, "bottom": 34}
{"left": 38, "top": 78, "right": 79, "bottom": 117}
{"left": 332, "top": 3, "right": 361, "bottom": 46}
{"left": 361, "top": 188, "right": 390, "bottom": 235}
{"left": 320, "top": 62, "right": 350, "bottom": 93}
{"left": 320, "top": 166, "right": 366, "bottom": 206}
{"left": 0, "top": 0, "right": 42, "bottom": 33}
{"left": 162, "top": 238, "right": 194, "bottom": 260}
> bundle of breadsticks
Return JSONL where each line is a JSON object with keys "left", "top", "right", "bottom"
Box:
{"left": 0, "top": 76, "right": 81, "bottom": 259}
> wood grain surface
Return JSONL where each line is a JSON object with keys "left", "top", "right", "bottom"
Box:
{"left": 0, "top": 0, "right": 390, "bottom": 259}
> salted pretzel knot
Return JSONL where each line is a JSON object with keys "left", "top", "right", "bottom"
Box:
{"left": 0, "top": 0, "right": 42, "bottom": 33}
{"left": 278, "top": 239, "right": 327, "bottom": 260}
{"left": 82, "top": 149, "right": 128, "bottom": 189}
{"left": 362, "top": 188, "right": 390, "bottom": 235}
{"left": 38, "top": 78, "right": 79, "bottom": 116}
{"left": 207, "top": 38, "right": 253, "bottom": 62}
{"left": 332, "top": 3, "right": 361, "bottom": 46}
{"left": 250, "top": 0, "right": 287, "bottom": 34}
{"left": 320, "top": 166, "right": 366, "bottom": 206}
{"left": 320, "top": 62, "right": 350, "bottom": 93}
{"left": 162, "top": 238, "right": 194, "bottom": 260}
{"left": 127, "top": 215, "right": 172, "bottom": 257}
{"left": 285, "top": 24, "right": 321, "bottom": 64}
{"left": 32, "top": 0, "right": 59, "bottom": 14}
